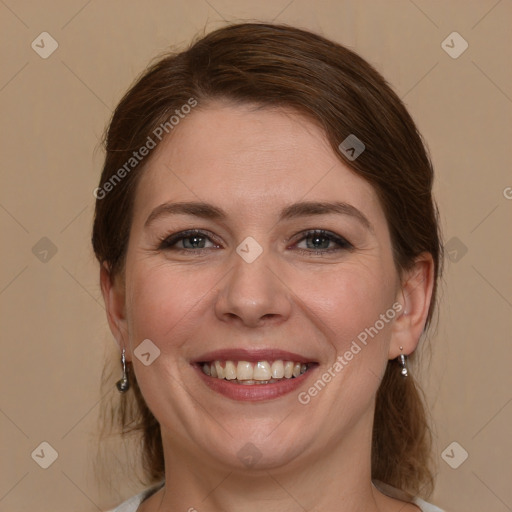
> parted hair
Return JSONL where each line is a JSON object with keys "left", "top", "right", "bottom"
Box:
{"left": 93, "top": 22, "right": 442, "bottom": 498}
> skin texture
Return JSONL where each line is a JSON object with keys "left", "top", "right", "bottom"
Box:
{"left": 101, "top": 103, "right": 433, "bottom": 512}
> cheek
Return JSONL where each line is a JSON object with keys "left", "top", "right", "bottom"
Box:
{"left": 125, "top": 254, "right": 397, "bottom": 354}
{"left": 124, "top": 261, "right": 214, "bottom": 352}
{"left": 300, "top": 257, "right": 397, "bottom": 353}
{"left": 295, "top": 260, "right": 398, "bottom": 434}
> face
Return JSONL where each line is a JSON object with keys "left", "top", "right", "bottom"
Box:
{"left": 105, "top": 102, "right": 419, "bottom": 473}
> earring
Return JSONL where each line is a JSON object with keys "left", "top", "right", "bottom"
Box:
{"left": 398, "top": 346, "right": 408, "bottom": 377}
{"left": 116, "top": 348, "right": 130, "bottom": 393}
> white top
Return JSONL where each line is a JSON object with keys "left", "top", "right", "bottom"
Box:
{"left": 106, "top": 479, "right": 444, "bottom": 511}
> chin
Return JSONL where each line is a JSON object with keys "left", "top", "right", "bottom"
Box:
{"left": 203, "top": 420, "right": 315, "bottom": 472}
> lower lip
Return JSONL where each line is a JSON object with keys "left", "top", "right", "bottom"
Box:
{"left": 193, "top": 364, "right": 317, "bottom": 401}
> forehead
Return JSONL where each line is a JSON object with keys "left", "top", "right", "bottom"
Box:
{"left": 132, "top": 103, "right": 383, "bottom": 227}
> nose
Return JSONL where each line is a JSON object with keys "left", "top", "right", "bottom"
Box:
{"left": 214, "top": 249, "right": 292, "bottom": 328}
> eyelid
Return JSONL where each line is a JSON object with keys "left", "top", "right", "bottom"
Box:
{"left": 158, "top": 229, "right": 221, "bottom": 250}
{"left": 290, "top": 229, "right": 353, "bottom": 252}
{"left": 289, "top": 228, "right": 351, "bottom": 243}
{"left": 158, "top": 228, "right": 352, "bottom": 255}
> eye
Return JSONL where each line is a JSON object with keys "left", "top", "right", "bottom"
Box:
{"left": 157, "top": 228, "right": 352, "bottom": 256}
{"left": 158, "top": 229, "right": 220, "bottom": 252}
{"left": 293, "top": 229, "right": 352, "bottom": 255}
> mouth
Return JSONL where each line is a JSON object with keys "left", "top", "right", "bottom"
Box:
{"left": 191, "top": 349, "right": 318, "bottom": 401}
{"left": 200, "top": 359, "right": 312, "bottom": 384}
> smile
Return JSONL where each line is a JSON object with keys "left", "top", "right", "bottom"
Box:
{"left": 192, "top": 349, "right": 318, "bottom": 401}
{"left": 201, "top": 360, "right": 311, "bottom": 384}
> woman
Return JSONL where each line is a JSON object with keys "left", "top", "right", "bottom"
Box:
{"left": 94, "top": 22, "right": 445, "bottom": 512}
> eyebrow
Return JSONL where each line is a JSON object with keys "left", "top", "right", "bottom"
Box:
{"left": 144, "top": 200, "right": 373, "bottom": 231}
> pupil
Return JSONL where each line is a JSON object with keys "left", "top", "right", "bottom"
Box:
{"left": 309, "top": 235, "right": 328, "bottom": 249}
{"left": 186, "top": 236, "right": 204, "bottom": 248}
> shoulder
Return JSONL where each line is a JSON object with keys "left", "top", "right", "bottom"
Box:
{"left": 412, "top": 496, "right": 446, "bottom": 512}
{"left": 104, "top": 492, "right": 143, "bottom": 512}
{"left": 372, "top": 479, "right": 445, "bottom": 512}
{"left": 105, "top": 481, "right": 165, "bottom": 512}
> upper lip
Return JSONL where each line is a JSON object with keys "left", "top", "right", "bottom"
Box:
{"left": 191, "top": 348, "right": 317, "bottom": 364}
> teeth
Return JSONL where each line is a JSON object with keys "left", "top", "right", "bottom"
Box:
{"left": 271, "top": 360, "right": 284, "bottom": 378}
{"left": 239, "top": 378, "right": 281, "bottom": 385}
{"left": 236, "top": 361, "right": 253, "bottom": 380}
{"left": 253, "top": 361, "right": 271, "bottom": 380}
{"left": 214, "top": 361, "right": 224, "bottom": 379}
{"left": 201, "top": 359, "right": 310, "bottom": 383}
{"left": 224, "top": 360, "right": 237, "bottom": 380}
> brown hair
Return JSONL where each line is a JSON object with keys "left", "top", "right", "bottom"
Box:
{"left": 93, "top": 22, "right": 442, "bottom": 497}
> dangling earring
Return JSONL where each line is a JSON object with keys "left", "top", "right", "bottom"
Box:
{"left": 116, "top": 348, "right": 130, "bottom": 393}
{"left": 398, "top": 346, "right": 408, "bottom": 377}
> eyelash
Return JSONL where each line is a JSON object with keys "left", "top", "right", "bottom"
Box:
{"left": 157, "top": 229, "right": 352, "bottom": 256}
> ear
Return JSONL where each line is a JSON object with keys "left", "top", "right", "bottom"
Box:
{"left": 100, "top": 262, "right": 129, "bottom": 356}
{"left": 389, "top": 252, "right": 435, "bottom": 359}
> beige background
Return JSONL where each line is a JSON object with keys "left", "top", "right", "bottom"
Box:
{"left": 1, "top": 1, "right": 511, "bottom": 511}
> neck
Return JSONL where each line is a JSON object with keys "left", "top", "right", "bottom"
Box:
{"left": 142, "top": 407, "right": 392, "bottom": 512}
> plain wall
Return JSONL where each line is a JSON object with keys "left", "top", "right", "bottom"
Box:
{"left": 1, "top": 1, "right": 511, "bottom": 511}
